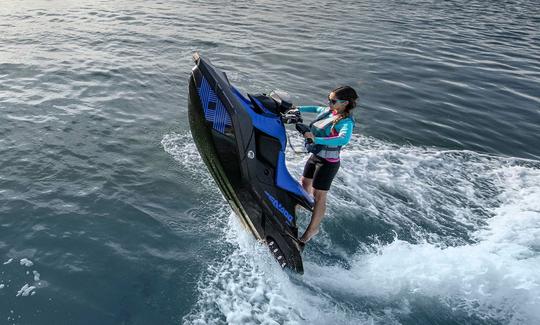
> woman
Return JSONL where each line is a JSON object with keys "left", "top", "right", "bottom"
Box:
{"left": 296, "top": 86, "right": 358, "bottom": 244}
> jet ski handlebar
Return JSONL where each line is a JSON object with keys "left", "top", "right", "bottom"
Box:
{"left": 281, "top": 108, "right": 302, "bottom": 124}
{"left": 281, "top": 108, "right": 314, "bottom": 144}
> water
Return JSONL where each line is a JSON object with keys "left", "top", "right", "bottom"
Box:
{"left": 1, "top": 0, "right": 539, "bottom": 324}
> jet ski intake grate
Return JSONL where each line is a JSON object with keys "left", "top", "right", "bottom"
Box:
{"left": 197, "top": 76, "right": 232, "bottom": 134}
{"left": 267, "top": 239, "right": 287, "bottom": 268}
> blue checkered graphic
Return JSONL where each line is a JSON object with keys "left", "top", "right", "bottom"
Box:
{"left": 198, "top": 77, "right": 232, "bottom": 134}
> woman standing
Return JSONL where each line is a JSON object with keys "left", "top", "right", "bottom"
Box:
{"left": 296, "top": 86, "right": 358, "bottom": 244}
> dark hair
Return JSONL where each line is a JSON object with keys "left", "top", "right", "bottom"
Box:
{"left": 331, "top": 85, "right": 358, "bottom": 115}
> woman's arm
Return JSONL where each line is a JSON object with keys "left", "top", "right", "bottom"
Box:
{"left": 313, "top": 119, "right": 354, "bottom": 146}
{"left": 297, "top": 106, "right": 327, "bottom": 114}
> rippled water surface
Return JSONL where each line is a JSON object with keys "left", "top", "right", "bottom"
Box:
{"left": 1, "top": 0, "right": 539, "bottom": 324}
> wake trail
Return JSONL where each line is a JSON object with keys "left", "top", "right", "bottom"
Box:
{"left": 164, "top": 131, "right": 540, "bottom": 324}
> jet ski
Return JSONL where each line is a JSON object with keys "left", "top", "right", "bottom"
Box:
{"left": 187, "top": 53, "right": 314, "bottom": 273}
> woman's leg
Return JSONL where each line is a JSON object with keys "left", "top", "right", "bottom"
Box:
{"left": 299, "top": 158, "right": 339, "bottom": 243}
{"left": 300, "top": 189, "right": 327, "bottom": 243}
{"left": 301, "top": 176, "right": 314, "bottom": 195}
{"left": 301, "top": 155, "right": 317, "bottom": 195}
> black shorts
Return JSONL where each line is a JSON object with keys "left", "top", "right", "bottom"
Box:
{"left": 302, "top": 154, "right": 340, "bottom": 191}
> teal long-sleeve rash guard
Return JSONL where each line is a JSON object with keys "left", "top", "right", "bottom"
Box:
{"left": 297, "top": 106, "right": 354, "bottom": 147}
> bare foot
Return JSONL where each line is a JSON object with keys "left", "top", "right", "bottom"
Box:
{"left": 300, "top": 229, "right": 319, "bottom": 244}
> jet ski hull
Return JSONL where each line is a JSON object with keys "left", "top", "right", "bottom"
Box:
{"left": 187, "top": 54, "right": 313, "bottom": 273}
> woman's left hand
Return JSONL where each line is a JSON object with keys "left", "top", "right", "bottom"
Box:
{"left": 304, "top": 132, "right": 314, "bottom": 140}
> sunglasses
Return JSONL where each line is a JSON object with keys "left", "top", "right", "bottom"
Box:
{"left": 328, "top": 97, "right": 348, "bottom": 105}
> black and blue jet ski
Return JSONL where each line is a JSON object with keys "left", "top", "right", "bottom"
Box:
{"left": 187, "top": 53, "right": 314, "bottom": 273}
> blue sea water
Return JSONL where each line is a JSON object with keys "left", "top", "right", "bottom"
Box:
{"left": 1, "top": 0, "right": 539, "bottom": 324}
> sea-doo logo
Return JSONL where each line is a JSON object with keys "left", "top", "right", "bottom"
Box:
{"left": 264, "top": 191, "right": 293, "bottom": 225}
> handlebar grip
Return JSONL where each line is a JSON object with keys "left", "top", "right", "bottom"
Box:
{"left": 295, "top": 123, "right": 310, "bottom": 134}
